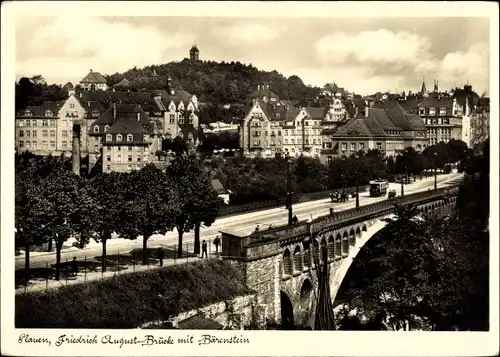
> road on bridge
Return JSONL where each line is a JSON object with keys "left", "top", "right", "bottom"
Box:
{"left": 15, "top": 172, "right": 463, "bottom": 269}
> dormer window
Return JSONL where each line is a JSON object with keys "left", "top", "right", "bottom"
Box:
{"left": 116, "top": 134, "right": 123, "bottom": 142}
{"left": 25, "top": 111, "right": 32, "bottom": 117}
{"left": 92, "top": 111, "right": 99, "bottom": 117}
{"left": 429, "top": 107, "right": 436, "bottom": 116}
{"left": 106, "top": 134, "right": 112, "bottom": 142}
{"left": 276, "top": 113, "right": 280, "bottom": 118}
{"left": 127, "top": 134, "right": 133, "bottom": 142}
{"left": 104, "top": 125, "right": 110, "bottom": 132}
{"left": 170, "top": 105, "right": 175, "bottom": 111}
{"left": 439, "top": 107, "right": 446, "bottom": 116}
{"left": 94, "top": 125, "right": 99, "bottom": 133}
{"left": 45, "top": 110, "right": 53, "bottom": 117}
{"left": 419, "top": 108, "right": 425, "bottom": 116}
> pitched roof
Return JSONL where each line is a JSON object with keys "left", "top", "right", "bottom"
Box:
{"left": 152, "top": 89, "right": 195, "bottom": 108}
{"left": 91, "top": 104, "right": 153, "bottom": 133}
{"left": 417, "top": 94, "right": 453, "bottom": 109}
{"left": 16, "top": 101, "right": 64, "bottom": 117}
{"left": 250, "top": 88, "right": 279, "bottom": 100}
{"left": 80, "top": 70, "right": 107, "bottom": 84}
{"left": 106, "top": 116, "right": 147, "bottom": 135}
{"left": 305, "top": 107, "right": 327, "bottom": 120}
{"left": 374, "top": 100, "right": 426, "bottom": 131}
{"left": 113, "top": 78, "right": 130, "bottom": 87}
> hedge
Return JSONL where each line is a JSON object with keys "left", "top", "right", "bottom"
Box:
{"left": 16, "top": 260, "right": 251, "bottom": 329}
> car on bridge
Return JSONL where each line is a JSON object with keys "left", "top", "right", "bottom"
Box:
{"left": 369, "top": 179, "right": 389, "bottom": 197}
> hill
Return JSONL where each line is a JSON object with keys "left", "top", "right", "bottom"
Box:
{"left": 104, "top": 59, "right": 321, "bottom": 105}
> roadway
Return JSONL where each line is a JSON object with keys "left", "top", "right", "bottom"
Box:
{"left": 15, "top": 172, "right": 464, "bottom": 269}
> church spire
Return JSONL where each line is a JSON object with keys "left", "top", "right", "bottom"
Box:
{"left": 433, "top": 79, "right": 438, "bottom": 92}
{"left": 420, "top": 76, "right": 427, "bottom": 94}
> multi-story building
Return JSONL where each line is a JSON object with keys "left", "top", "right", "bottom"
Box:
{"left": 15, "top": 101, "right": 65, "bottom": 155}
{"left": 471, "top": 97, "right": 490, "bottom": 147}
{"left": 416, "top": 94, "right": 463, "bottom": 146}
{"left": 240, "top": 99, "right": 284, "bottom": 158}
{"left": 88, "top": 103, "right": 155, "bottom": 173}
{"left": 327, "top": 101, "right": 427, "bottom": 162}
{"left": 78, "top": 70, "right": 108, "bottom": 91}
{"left": 249, "top": 84, "right": 279, "bottom": 104}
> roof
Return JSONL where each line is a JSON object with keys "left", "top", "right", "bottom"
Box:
{"left": 106, "top": 116, "right": 147, "bottom": 135}
{"left": 16, "top": 101, "right": 64, "bottom": 118}
{"left": 417, "top": 94, "right": 453, "bottom": 109}
{"left": 177, "top": 314, "right": 223, "bottom": 330}
{"left": 152, "top": 89, "right": 195, "bottom": 108}
{"left": 113, "top": 78, "right": 130, "bottom": 87}
{"left": 91, "top": 104, "right": 153, "bottom": 134}
{"left": 373, "top": 100, "right": 426, "bottom": 131}
{"left": 305, "top": 107, "right": 327, "bottom": 120}
{"left": 80, "top": 70, "right": 107, "bottom": 84}
{"left": 250, "top": 88, "right": 279, "bottom": 100}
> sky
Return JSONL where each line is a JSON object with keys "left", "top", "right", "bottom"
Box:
{"left": 15, "top": 16, "right": 490, "bottom": 96}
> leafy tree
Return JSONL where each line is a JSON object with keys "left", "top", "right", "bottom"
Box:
{"left": 167, "top": 155, "right": 219, "bottom": 256}
{"left": 86, "top": 172, "right": 126, "bottom": 272}
{"left": 116, "top": 165, "right": 180, "bottom": 265}
{"left": 162, "top": 137, "right": 188, "bottom": 156}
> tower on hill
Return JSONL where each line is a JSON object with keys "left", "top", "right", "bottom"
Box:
{"left": 190, "top": 45, "right": 200, "bottom": 61}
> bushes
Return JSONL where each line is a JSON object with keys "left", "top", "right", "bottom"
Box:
{"left": 16, "top": 260, "right": 251, "bottom": 329}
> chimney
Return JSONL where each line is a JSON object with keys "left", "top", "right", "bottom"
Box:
{"left": 365, "top": 106, "right": 369, "bottom": 117}
{"left": 72, "top": 124, "right": 81, "bottom": 176}
{"left": 137, "top": 112, "right": 140, "bottom": 121}
{"left": 113, "top": 102, "right": 117, "bottom": 122}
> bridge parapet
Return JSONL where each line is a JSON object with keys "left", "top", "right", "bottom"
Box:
{"left": 221, "top": 186, "right": 459, "bottom": 261}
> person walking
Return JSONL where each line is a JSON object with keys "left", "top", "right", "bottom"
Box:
{"left": 213, "top": 236, "right": 221, "bottom": 253}
{"left": 71, "top": 257, "right": 78, "bottom": 277}
{"left": 201, "top": 240, "right": 208, "bottom": 258}
{"left": 157, "top": 247, "right": 165, "bottom": 267}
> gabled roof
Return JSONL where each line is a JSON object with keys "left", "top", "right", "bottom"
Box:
{"left": 16, "top": 101, "right": 64, "bottom": 117}
{"left": 152, "top": 90, "right": 195, "bottom": 108}
{"left": 374, "top": 100, "right": 426, "bottom": 131}
{"left": 250, "top": 88, "right": 279, "bottom": 100}
{"left": 80, "top": 70, "right": 107, "bottom": 84}
{"left": 304, "top": 107, "right": 327, "bottom": 120}
{"left": 106, "top": 116, "right": 147, "bottom": 135}
{"left": 417, "top": 95, "right": 453, "bottom": 109}
{"left": 91, "top": 104, "right": 153, "bottom": 133}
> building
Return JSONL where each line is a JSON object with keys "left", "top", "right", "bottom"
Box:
{"left": 471, "top": 97, "right": 490, "bottom": 147}
{"left": 15, "top": 101, "right": 65, "bottom": 155}
{"left": 240, "top": 99, "right": 284, "bottom": 158}
{"left": 202, "top": 122, "right": 239, "bottom": 134}
{"left": 416, "top": 94, "right": 463, "bottom": 146}
{"left": 249, "top": 84, "right": 279, "bottom": 104}
{"left": 87, "top": 103, "right": 155, "bottom": 173}
{"left": 190, "top": 45, "right": 200, "bottom": 61}
{"left": 79, "top": 70, "right": 108, "bottom": 91}
{"left": 328, "top": 101, "right": 427, "bottom": 161}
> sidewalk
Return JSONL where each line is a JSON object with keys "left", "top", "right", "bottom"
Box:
{"left": 16, "top": 251, "right": 219, "bottom": 295}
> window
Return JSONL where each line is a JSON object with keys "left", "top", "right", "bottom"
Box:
{"left": 25, "top": 142, "right": 30, "bottom": 148}
{"left": 137, "top": 157, "right": 141, "bottom": 162}
{"left": 106, "top": 134, "right": 112, "bottom": 142}
{"left": 360, "top": 143, "right": 365, "bottom": 150}
{"left": 50, "top": 141, "right": 56, "bottom": 148}
{"left": 128, "top": 146, "right": 132, "bottom": 151}
{"left": 42, "top": 130, "right": 48, "bottom": 137}
{"left": 136, "top": 147, "right": 141, "bottom": 152}
{"left": 116, "top": 134, "right": 122, "bottom": 142}
{"left": 376, "top": 142, "right": 382, "bottom": 150}
{"left": 419, "top": 108, "right": 425, "bottom": 116}
{"left": 69, "top": 103, "right": 75, "bottom": 109}
{"left": 19, "top": 141, "right": 24, "bottom": 147}
{"left": 62, "top": 130, "right": 68, "bottom": 137}
{"left": 128, "top": 155, "right": 132, "bottom": 162}
{"left": 107, "top": 146, "right": 111, "bottom": 151}
{"left": 32, "top": 120, "right": 36, "bottom": 126}
{"left": 19, "top": 130, "right": 24, "bottom": 137}
{"left": 117, "top": 155, "right": 122, "bottom": 163}
{"left": 106, "top": 155, "right": 111, "bottom": 162}
{"left": 32, "top": 141, "right": 37, "bottom": 148}
{"left": 350, "top": 143, "right": 356, "bottom": 151}
{"left": 291, "top": 139, "right": 295, "bottom": 144}
{"left": 179, "top": 117, "right": 184, "bottom": 125}
{"left": 62, "top": 141, "right": 68, "bottom": 148}
{"left": 92, "top": 111, "right": 99, "bottom": 117}
{"left": 107, "top": 165, "right": 111, "bottom": 171}
{"left": 284, "top": 139, "right": 288, "bottom": 144}
{"left": 32, "top": 130, "right": 37, "bottom": 137}
{"left": 127, "top": 164, "right": 132, "bottom": 171}
{"left": 42, "top": 120, "right": 48, "bottom": 127}
{"left": 341, "top": 143, "right": 347, "bottom": 151}
{"left": 169, "top": 114, "right": 175, "bottom": 123}
{"left": 143, "top": 155, "right": 148, "bottom": 162}
{"left": 94, "top": 126, "right": 99, "bottom": 133}
{"left": 50, "top": 130, "right": 56, "bottom": 137}
{"left": 439, "top": 107, "right": 446, "bottom": 116}
{"left": 189, "top": 115, "right": 194, "bottom": 124}
{"left": 429, "top": 107, "right": 436, "bottom": 116}
{"left": 49, "top": 120, "right": 56, "bottom": 126}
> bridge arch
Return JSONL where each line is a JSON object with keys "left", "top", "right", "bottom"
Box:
{"left": 335, "top": 234, "right": 342, "bottom": 259}
{"left": 356, "top": 227, "right": 361, "bottom": 237}
{"left": 320, "top": 238, "right": 327, "bottom": 264}
{"left": 348, "top": 228, "right": 356, "bottom": 246}
{"left": 327, "top": 235, "right": 335, "bottom": 261}
{"left": 300, "top": 278, "right": 312, "bottom": 301}
{"left": 280, "top": 290, "right": 295, "bottom": 329}
{"left": 302, "top": 240, "right": 311, "bottom": 268}
{"left": 362, "top": 224, "right": 367, "bottom": 232}
{"left": 342, "top": 231, "right": 349, "bottom": 256}
{"left": 283, "top": 248, "right": 292, "bottom": 276}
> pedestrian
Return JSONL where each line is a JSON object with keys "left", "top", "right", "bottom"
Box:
{"left": 255, "top": 225, "right": 260, "bottom": 232}
{"left": 71, "top": 257, "right": 78, "bottom": 277}
{"left": 201, "top": 240, "right": 208, "bottom": 258}
{"left": 157, "top": 247, "right": 165, "bottom": 267}
{"left": 213, "top": 235, "right": 221, "bottom": 253}
{"left": 292, "top": 215, "right": 298, "bottom": 224}
{"left": 329, "top": 192, "right": 334, "bottom": 202}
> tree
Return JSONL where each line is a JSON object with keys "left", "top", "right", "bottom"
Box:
{"left": 87, "top": 172, "right": 125, "bottom": 272}
{"left": 36, "top": 164, "right": 97, "bottom": 280}
{"left": 167, "top": 155, "right": 219, "bottom": 256}
{"left": 116, "top": 165, "right": 180, "bottom": 265}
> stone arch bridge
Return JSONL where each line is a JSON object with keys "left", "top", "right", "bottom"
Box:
{"left": 221, "top": 186, "right": 459, "bottom": 329}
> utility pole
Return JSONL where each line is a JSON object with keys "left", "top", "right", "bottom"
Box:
{"left": 434, "top": 152, "right": 438, "bottom": 190}
{"left": 286, "top": 152, "right": 293, "bottom": 225}
{"left": 355, "top": 157, "right": 360, "bottom": 208}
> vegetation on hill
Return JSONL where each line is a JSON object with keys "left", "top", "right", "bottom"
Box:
{"left": 15, "top": 260, "right": 252, "bottom": 328}
{"left": 104, "top": 60, "right": 321, "bottom": 104}
{"left": 15, "top": 75, "right": 69, "bottom": 111}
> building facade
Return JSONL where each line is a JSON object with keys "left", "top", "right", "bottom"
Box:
{"left": 79, "top": 70, "right": 108, "bottom": 91}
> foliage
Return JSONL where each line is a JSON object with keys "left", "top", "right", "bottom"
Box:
{"left": 198, "top": 131, "right": 240, "bottom": 156}
{"left": 104, "top": 60, "right": 321, "bottom": 105}
{"left": 15, "top": 260, "right": 252, "bottom": 329}
{"left": 115, "top": 164, "right": 181, "bottom": 264}
{"left": 15, "top": 76, "right": 69, "bottom": 111}
{"left": 166, "top": 155, "right": 219, "bottom": 256}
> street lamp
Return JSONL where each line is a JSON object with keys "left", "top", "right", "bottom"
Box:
{"left": 286, "top": 152, "right": 293, "bottom": 225}
{"left": 355, "top": 157, "right": 360, "bottom": 208}
{"left": 433, "top": 152, "right": 438, "bottom": 190}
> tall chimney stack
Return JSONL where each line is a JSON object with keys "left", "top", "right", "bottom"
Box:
{"left": 365, "top": 106, "right": 369, "bottom": 117}
{"left": 72, "top": 124, "right": 81, "bottom": 176}
{"left": 113, "top": 102, "right": 117, "bottom": 122}
{"left": 137, "top": 112, "right": 140, "bottom": 122}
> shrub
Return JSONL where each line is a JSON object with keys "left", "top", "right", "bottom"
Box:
{"left": 16, "top": 260, "right": 251, "bottom": 329}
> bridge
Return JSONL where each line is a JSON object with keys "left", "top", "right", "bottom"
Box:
{"left": 220, "top": 186, "right": 459, "bottom": 329}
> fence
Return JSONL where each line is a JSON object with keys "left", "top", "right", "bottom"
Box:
{"left": 15, "top": 238, "right": 221, "bottom": 294}
{"left": 218, "top": 185, "right": 369, "bottom": 217}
